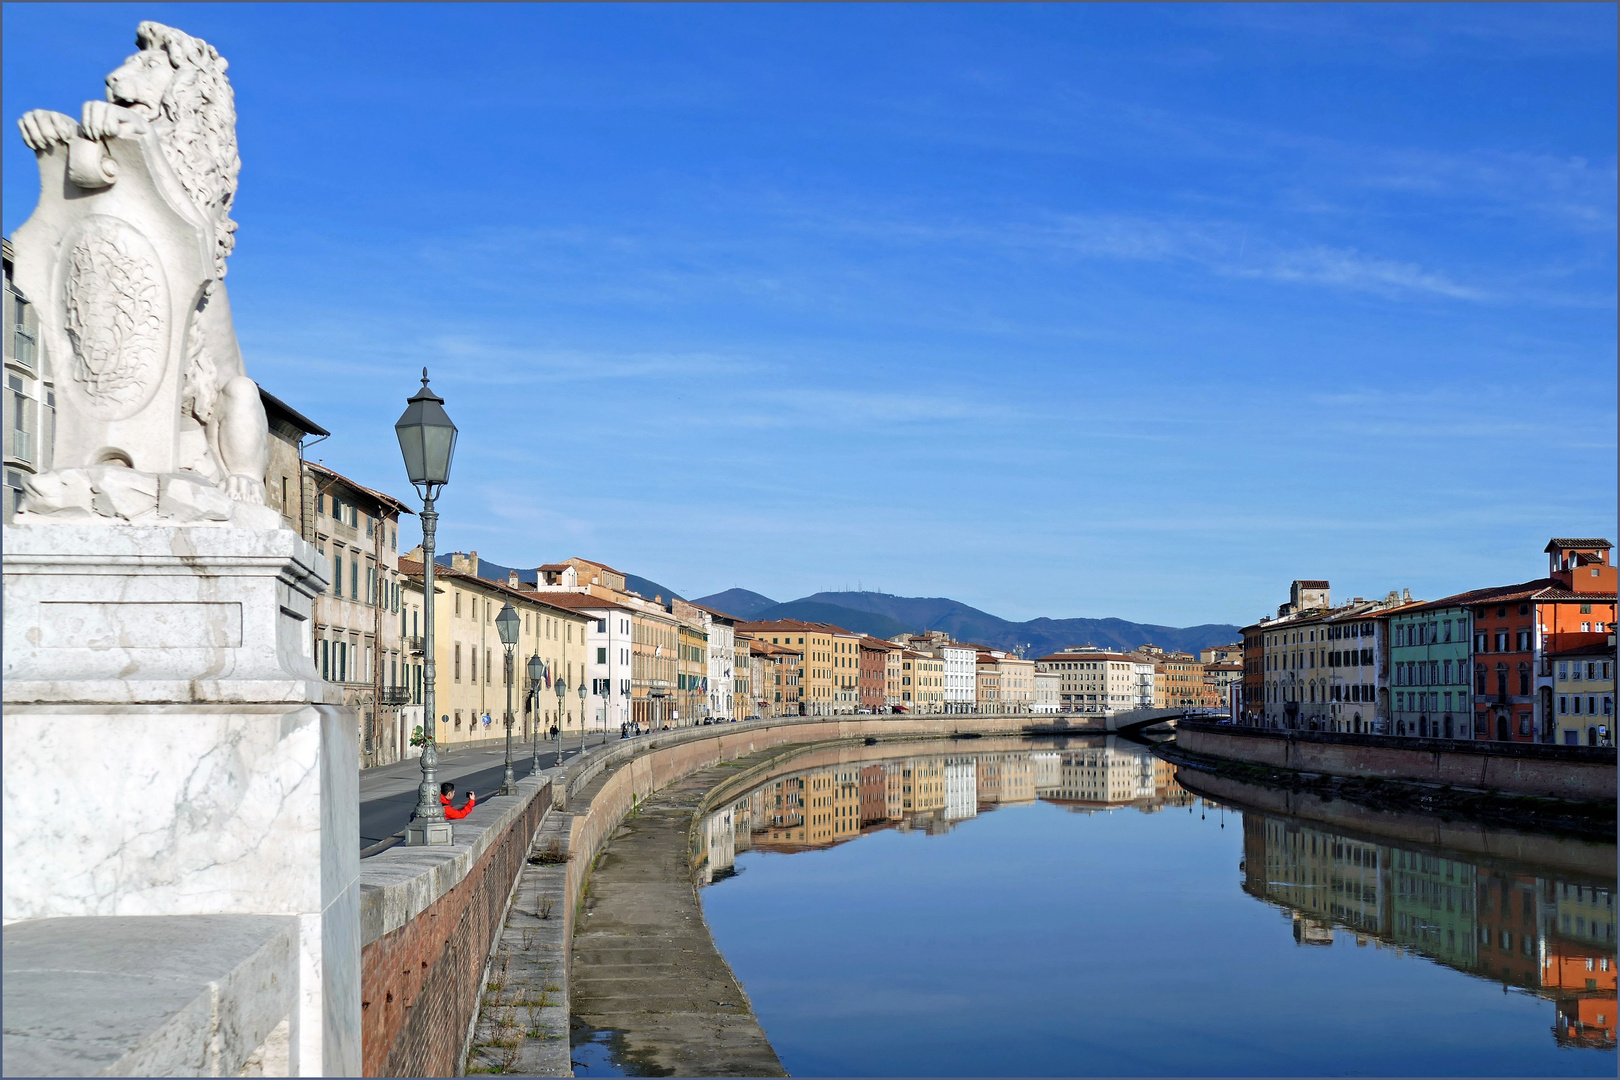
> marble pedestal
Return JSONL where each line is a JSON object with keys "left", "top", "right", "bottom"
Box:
{"left": 2, "top": 524, "right": 359, "bottom": 1076}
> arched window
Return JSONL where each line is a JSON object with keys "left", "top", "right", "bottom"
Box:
{"left": 1494, "top": 662, "right": 1508, "bottom": 697}
{"left": 1517, "top": 662, "right": 1531, "bottom": 696}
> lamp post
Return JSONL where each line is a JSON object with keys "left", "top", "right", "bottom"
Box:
{"left": 554, "top": 677, "right": 567, "bottom": 762}
{"left": 396, "top": 369, "right": 458, "bottom": 846}
{"left": 578, "top": 679, "right": 587, "bottom": 754}
{"left": 528, "top": 654, "right": 544, "bottom": 771}
{"left": 496, "top": 603, "right": 520, "bottom": 795}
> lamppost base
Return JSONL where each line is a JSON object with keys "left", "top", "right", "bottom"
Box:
{"left": 405, "top": 821, "right": 453, "bottom": 846}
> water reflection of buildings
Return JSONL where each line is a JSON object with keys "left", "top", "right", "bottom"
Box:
{"left": 699, "top": 740, "right": 1192, "bottom": 877}
{"left": 1241, "top": 814, "right": 1617, "bottom": 1049}
{"left": 1038, "top": 738, "right": 1192, "bottom": 815}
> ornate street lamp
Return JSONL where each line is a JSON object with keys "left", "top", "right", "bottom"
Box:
{"left": 496, "top": 602, "right": 520, "bottom": 795}
{"left": 527, "top": 653, "right": 544, "bottom": 771}
{"left": 397, "top": 369, "right": 457, "bottom": 846}
{"left": 554, "top": 676, "right": 567, "bottom": 763}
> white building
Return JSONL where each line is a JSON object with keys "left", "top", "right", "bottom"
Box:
{"left": 1131, "top": 658, "right": 1157, "bottom": 709}
{"left": 520, "top": 589, "right": 635, "bottom": 737}
{"left": 1035, "top": 648, "right": 1154, "bottom": 716}
{"left": 943, "top": 757, "right": 978, "bottom": 821}
{"left": 1033, "top": 672, "right": 1061, "bottom": 714}
{"left": 693, "top": 604, "right": 737, "bottom": 723}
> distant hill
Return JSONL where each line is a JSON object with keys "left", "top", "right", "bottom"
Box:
{"left": 624, "top": 573, "right": 682, "bottom": 603}
{"left": 794, "top": 591, "right": 1239, "bottom": 656}
{"left": 445, "top": 569, "right": 1237, "bottom": 656}
{"left": 745, "top": 600, "right": 917, "bottom": 640}
{"left": 693, "top": 588, "right": 778, "bottom": 620}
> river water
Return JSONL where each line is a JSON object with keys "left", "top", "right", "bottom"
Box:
{"left": 685, "top": 735, "right": 1616, "bottom": 1077}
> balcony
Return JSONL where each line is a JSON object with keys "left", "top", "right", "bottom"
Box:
{"left": 378, "top": 686, "right": 413, "bottom": 706}
{"left": 403, "top": 636, "right": 424, "bottom": 656}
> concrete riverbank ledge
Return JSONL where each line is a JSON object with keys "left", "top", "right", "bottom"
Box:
{"left": 1176, "top": 720, "right": 1616, "bottom": 800}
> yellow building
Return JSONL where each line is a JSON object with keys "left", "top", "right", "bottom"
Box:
{"left": 899, "top": 651, "right": 944, "bottom": 712}
{"left": 1549, "top": 641, "right": 1615, "bottom": 746}
{"left": 737, "top": 620, "right": 857, "bottom": 716}
{"left": 998, "top": 655, "right": 1036, "bottom": 713}
{"left": 400, "top": 556, "right": 591, "bottom": 749}
{"left": 732, "top": 635, "right": 754, "bottom": 721}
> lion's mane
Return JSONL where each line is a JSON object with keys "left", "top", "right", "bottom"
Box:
{"left": 134, "top": 21, "right": 240, "bottom": 279}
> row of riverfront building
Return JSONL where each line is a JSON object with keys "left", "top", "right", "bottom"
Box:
{"left": 1236, "top": 537, "right": 1616, "bottom": 746}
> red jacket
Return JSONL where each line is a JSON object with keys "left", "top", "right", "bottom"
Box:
{"left": 441, "top": 792, "right": 474, "bottom": 820}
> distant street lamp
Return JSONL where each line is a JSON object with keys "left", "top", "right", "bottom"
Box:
{"left": 578, "top": 679, "right": 587, "bottom": 755}
{"left": 554, "top": 676, "right": 567, "bottom": 763}
{"left": 528, "top": 653, "right": 544, "bottom": 770}
{"left": 396, "top": 369, "right": 458, "bottom": 846}
{"left": 496, "top": 602, "right": 520, "bottom": 795}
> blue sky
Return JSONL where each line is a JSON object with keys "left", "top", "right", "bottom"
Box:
{"left": 5, "top": 4, "right": 1615, "bottom": 626}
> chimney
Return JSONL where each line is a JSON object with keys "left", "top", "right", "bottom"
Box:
{"left": 1402, "top": 588, "right": 1411, "bottom": 602}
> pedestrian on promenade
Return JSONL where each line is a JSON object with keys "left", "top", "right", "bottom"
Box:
{"left": 439, "top": 782, "right": 475, "bottom": 819}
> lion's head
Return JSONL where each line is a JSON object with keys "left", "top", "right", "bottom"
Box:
{"left": 105, "top": 21, "right": 240, "bottom": 278}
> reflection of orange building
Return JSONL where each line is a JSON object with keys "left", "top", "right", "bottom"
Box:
{"left": 1474, "top": 870, "right": 1544, "bottom": 988}
{"left": 859, "top": 764, "right": 889, "bottom": 825}
{"left": 1544, "top": 942, "right": 1617, "bottom": 1049}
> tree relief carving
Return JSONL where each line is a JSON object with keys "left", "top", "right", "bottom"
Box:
{"left": 60, "top": 216, "right": 169, "bottom": 420}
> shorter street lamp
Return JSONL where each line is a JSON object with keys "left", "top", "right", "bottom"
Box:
{"left": 527, "top": 654, "right": 544, "bottom": 770}
{"left": 496, "top": 603, "right": 520, "bottom": 795}
{"left": 554, "top": 677, "right": 567, "bottom": 763}
{"left": 578, "top": 680, "right": 587, "bottom": 754}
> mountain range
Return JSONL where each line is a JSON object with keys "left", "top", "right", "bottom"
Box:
{"left": 430, "top": 558, "right": 1235, "bottom": 657}
{"left": 692, "top": 588, "right": 1240, "bottom": 657}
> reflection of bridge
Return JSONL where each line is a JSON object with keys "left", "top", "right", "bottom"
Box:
{"left": 1026, "top": 707, "right": 1191, "bottom": 734}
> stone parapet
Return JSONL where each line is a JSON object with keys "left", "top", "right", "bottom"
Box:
{"left": 359, "top": 770, "right": 554, "bottom": 1076}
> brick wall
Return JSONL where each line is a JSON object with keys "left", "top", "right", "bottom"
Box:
{"left": 1177, "top": 721, "right": 1615, "bottom": 799}
{"left": 360, "top": 779, "right": 550, "bottom": 1077}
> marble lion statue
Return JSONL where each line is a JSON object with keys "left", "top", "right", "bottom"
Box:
{"left": 18, "top": 21, "right": 268, "bottom": 505}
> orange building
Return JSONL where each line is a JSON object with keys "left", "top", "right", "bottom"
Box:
{"left": 857, "top": 637, "right": 890, "bottom": 712}
{"left": 1451, "top": 539, "right": 1615, "bottom": 742}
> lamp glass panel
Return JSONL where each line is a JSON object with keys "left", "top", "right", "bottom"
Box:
{"left": 496, "top": 603, "right": 519, "bottom": 645}
{"left": 394, "top": 421, "right": 426, "bottom": 485}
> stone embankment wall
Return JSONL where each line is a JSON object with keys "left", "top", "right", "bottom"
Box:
{"left": 1175, "top": 767, "right": 1616, "bottom": 881}
{"left": 1176, "top": 720, "right": 1616, "bottom": 800}
{"left": 359, "top": 773, "right": 552, "bottom": 1077}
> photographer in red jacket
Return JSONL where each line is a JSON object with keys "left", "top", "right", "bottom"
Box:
{"left": 439, "top": 781, "right": 475, "bottom": 820}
